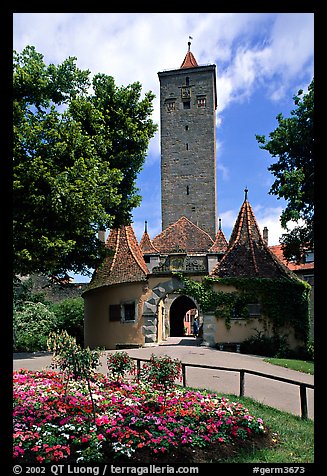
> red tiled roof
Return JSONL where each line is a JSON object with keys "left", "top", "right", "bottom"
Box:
{"left": 152, "top": 216, "right": 214, "bottom": 253}
{"left": 180, "top": 51, "right": 198, "bottom": 69}
{"left": 210, "top": 196, "right": 297, "bottom": 279}
{"left": 180, "top": 43, "right": 198, "bottom": 69}
{"left": 86, "top": 225, "right": 148, "bottom": 291}
{"left": 269, "top": 245, "right": 314, "bottom": 272}
{"left": 139, "top": 231, "right": 159, "bottom": 254}
{"left": 209, "top": 229, "right": 228, "bottom": 253}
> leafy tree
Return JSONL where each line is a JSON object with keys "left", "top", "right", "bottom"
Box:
{"left": 13, "top": 46, "right": 157, "bottom": 277}
{"left": 256, "top": 79, "right": 314, "bottom": 262}
{"left": 50, "top": 297, "right": 84, "bottom": 346}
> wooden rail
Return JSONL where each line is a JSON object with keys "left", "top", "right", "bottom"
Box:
{"left": 133, "top": 358, "right": 314, "bottom": 419}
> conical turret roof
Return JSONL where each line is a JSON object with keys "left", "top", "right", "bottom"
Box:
{"left": 139, "top": 223, "right": 159, "bottom": 254}
{"left": 209, "top": 219, "right": 228, "bottom": 253}
{"left": 85, "top": 225, "right": 148, "bottom": 292}
{"left": 210, "top": 190, "right": 297, "bottom": 279}
{"left": 180, "top": 41, "right": 198, "bottom": 69}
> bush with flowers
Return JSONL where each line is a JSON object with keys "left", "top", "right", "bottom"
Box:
{"left": 13, "top": 365, "right": 270, "bottom": 463}
{"left": 107, "top": 351, "right": 135, "bottom": 381}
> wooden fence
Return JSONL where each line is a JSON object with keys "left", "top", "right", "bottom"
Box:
{"left": 133, "top": 358, "right": 314, "bottom": 419}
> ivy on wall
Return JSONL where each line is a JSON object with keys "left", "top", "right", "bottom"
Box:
{"left": 175, "top": 273, "right": 310, "bottom": 341}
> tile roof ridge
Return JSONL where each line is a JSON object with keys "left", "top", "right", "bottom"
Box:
{"left": 139, "top": 230, "right": 160, "bottom": 253}
{"left": 180, "top": 215, "right": 214, "bottom": 243}
{"left": 209, "top": 228, "right": 228, "bottom": 252}
{"left": 124, "top": 225, "right": 149, "bottom": 275}
{"left": 154, "top": 215, "right": 214, "bottom": 241}
{"left": 246, "top": 201, "right": 259, "bottom": 274}
{"left": 105, "top": 227, "right": 120, "bottom": 275}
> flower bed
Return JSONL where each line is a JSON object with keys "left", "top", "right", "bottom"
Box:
{"left": 13, "top": 368, "right": 270, "bottom": 463}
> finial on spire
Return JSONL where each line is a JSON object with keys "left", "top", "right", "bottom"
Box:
{"left": 144, "top": 220, "right": 148, "bottom": 233}
{"left": 244, "top": 187, "right": 248, "bottom": 201}
{"left": 218, "top": 218, "right": 222, "bottom": 231}
{"left": 188, "top": 36, "right": 193, "bottom": 51}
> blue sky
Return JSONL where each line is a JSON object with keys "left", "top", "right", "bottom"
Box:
{"left": 13, "top": 12, "right": 314, "bottom": 282}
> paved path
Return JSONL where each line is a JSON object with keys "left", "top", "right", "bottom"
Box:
{"left": 13, "top": 337, "right": 314, "bottom": 420}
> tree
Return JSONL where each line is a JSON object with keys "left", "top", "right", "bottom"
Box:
{"left": 256, "top": 79, "right": 314, "bottom": 262}
{"left": 13, "top": 46, "right": 157, "bottom": 277}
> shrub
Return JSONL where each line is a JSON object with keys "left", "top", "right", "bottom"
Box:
{"left": 140, "top": 354, "right": 182, "bottom": 408}
{"left": 13, "top": 302, "right": 57, "bottom": 352}
{"left": 47, "top": 330, "right": 102, "bottom": 423}
{"left": 241, "top": 330, "right": 291, "bottom": 358}
{"left": 51, "top": 298, "right": 84, "bottom": 346}
{"left": 107, "top": 352, "right": 135, "bottom": 381}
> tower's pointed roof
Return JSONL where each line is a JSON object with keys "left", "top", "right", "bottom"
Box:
{"left": 85, "top": 225, "right": 148, "bottom": 292}
{"left": 139, "top": 221, "right": 159, "bottom": 254}
{"left": 152, "top": 216, "right": 214, "bottom": 253}
{"left": 180, "top": 41, "right": 198, "bottom": 69}
{"left": 210, "top": 189, "right": 297, "bottom": 279}
{"left": 209, "top": 218, "right": 228, "bottom": 253}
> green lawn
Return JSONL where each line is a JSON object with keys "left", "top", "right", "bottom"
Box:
{"left": 263, "top": 358, "right": 314, "bottom": 375}
{"left": 218, "top": 394, "right": 314, "bottom": 463}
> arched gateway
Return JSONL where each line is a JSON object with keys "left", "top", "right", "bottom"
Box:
{"left": 142, "top": 277, "right": 199, "bottom": 342}
{"left": 169, "top": 295, "right": 197, "bottom": 337}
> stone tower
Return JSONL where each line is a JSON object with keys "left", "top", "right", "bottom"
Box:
{"left": 158, "top": 41, "right": 218, "bottom": 239}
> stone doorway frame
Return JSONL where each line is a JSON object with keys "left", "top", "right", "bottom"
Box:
{"left": 142, "top": 277, "right": 206, "bottom": 344}
{"left": 142, "top": 277, "right": 183, "bottom": 344}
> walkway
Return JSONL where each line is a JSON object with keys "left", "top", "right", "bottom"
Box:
{"left": 13, "top": 337, "right": 314, "bottom": 420}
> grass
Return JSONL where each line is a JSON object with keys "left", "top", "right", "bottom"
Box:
{"left": 263, "top": 358, "right": 314, "bottom": 375}
{"left": 216, "top": 393, "right": 314, "bottom": 463}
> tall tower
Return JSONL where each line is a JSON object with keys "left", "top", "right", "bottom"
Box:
{"left": 158, "top": 41, "right": 218, "bottom": 239}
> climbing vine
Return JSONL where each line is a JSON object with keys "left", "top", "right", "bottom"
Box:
{"left": 175, "top": 273, "right": 310, "bottom": 341}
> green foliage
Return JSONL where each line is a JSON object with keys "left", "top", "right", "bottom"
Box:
{"left": 50, "top": 297, "right": 84, "bottom": 346}
{"left": 306, "top": 340, "right": 314, "bottom": 361}
{"left": 177, "top": 274, "right": 310, "bottom": 342}
{"left": 141, "top": 354, "right": 182, "bottom": 408}
{"left": 107, "top": 351, "right": 135, "bottom": 381}
{"left": 241, "top": 330, "right": 290, "bottom": 357}
{"left": 256, "top": 79, "right": 314, "bottom": 262}
{"left": 47, "top": 330, "right": 101, "bottom": 381}
{"left": 47, "top": 330, "right": 102, "bottom": 423}
{"left": 13, "top": 302, "right": 57, "bottom": 352}
{"left": 13, "top": 276, "right": 51, "bottom": 311}
{"left": 13, "top": 45, "right": 157, "bottom": 276}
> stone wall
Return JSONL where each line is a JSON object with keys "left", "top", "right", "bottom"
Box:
{"left": 26, "top": 274, "right": 88, "bottom": 303}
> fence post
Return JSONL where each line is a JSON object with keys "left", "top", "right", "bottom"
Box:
{"left": 240, "top": 370, "right": 245, "bottom": 397}
{"left": 182, "top": 364, "right": 186, "bottom": 387}
{"left": 136, "top": 359, "right": 141, "bottom": 381}
{"left": 299, "top": 384, "right": 308, "bottom": 419}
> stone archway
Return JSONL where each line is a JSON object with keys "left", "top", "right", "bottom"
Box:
{"left": 142, "top": 277, "right": 183, "bottom": 344}
{"left": 169, "top": 295, "right": 197, "bottom": 337}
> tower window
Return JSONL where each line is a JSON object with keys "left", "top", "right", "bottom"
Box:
{"left": 197, "top": 96, "right": 206, "bottom": 107}
{"left": 186, "top": 77, "right": 190, "bottom": 86}
{"left": 186, "top": 185, "right": 190, "bottom": 195}
{"left": 186, "top": 143, "right": 188, "bottom": 150}
{"left": 165, "top": 99, "right": 176, "bottom": 112}
{"left": 183, "top": 101, "right": 190, "bottom": 110}
{"left": 185, "top": 125, "right": 189, "bottom": 131}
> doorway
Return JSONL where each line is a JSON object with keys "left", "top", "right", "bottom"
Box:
{"left": 169, "top": 295, "right": 197, "bottom": 337}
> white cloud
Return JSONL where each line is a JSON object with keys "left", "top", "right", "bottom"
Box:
{"left": 14, "top": 12, "right": 313, "bottom": 121}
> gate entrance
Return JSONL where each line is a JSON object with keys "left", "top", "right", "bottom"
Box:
{"left": 169, "top": 295, "right": 197, "bottom": 337}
